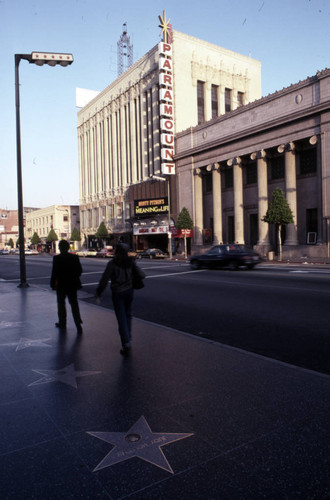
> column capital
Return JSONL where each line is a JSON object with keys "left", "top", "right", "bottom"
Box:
{"left": 250, "top": 149, "right": 267, "bottom": 160}
{"left": 194, "top": 167, "right": 202, "bottom": 176}
{"left": 309, "top": 135, "right": 318, "bottom": 145}
{"left": 278, "top": 142, "right": 295, "bottom": 154}
{"left": 227, "top": 157, "right": 242, "bottom": 167}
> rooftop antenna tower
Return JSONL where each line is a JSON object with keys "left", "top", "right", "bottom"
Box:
{"left": 117, "top": 22, "right": 133, "bottom": 76}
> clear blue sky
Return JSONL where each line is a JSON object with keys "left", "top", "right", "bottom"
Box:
{"left": 1, "top": 0, "right": 329, "bottom": 210}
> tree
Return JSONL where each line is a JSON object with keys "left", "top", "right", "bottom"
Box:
{"left": 46, "top": 229, "right": 58, "bottom": 253}
{"left": 71, "top": 227, "right": 81, "bottom": 242}
{"left": 8, "top": 238, "right": 14, "bottom": 248}
{"left": 95, "top": 221, "right": 109, "bottom": 247}
{"left": 262, "top": 188, "right": 294, "bottom": 261}
{"left": 176, "top": 207, "right": 194, "bottom": 258}
{"left": 31, "top": 232, "right": 41, "bottom": 246}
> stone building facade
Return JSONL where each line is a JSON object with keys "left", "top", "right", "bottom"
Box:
{"left": 0, "top": 208, "right": 37, "bottom": 249}
{"left": 175, "top": 69, "right": 330, "bottom": 259}
{"left": 77, "top": 29, "right": 261, "bottom": 250}
{"left": 25, "top": 205, "right": 80, "bottom": 251}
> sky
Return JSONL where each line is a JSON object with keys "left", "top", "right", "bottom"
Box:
{"left": 1, "top": 0, "right": 329, "bottom": 210}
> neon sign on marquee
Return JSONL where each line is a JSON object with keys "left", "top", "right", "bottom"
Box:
{"left": 158, "top": 11, "right": 175, "bottom": 175}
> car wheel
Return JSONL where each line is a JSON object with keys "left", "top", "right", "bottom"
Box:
{"left": 190, "top": 259, "right": 201, "bottom": 270}
{"left": 228, "top": 260, "right": 238, "bottom": 270}
{"left": 247, "top": 264, "right": 255, "bottom": 270}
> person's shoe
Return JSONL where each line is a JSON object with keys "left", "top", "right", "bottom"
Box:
{"left": 55, "top": 322, "right": 66, "bottom": 329}
{"left": 120, "top": 346, "right": 131, "bottom": 357}
{"left": 77, "top": 326, "right": 83, "bottom": 335}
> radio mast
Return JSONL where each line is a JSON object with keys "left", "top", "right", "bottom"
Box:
{"left": 117, "top": 22, "right": 133, "bottom": 76}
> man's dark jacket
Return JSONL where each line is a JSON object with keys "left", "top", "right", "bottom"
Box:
{"left": 50, "top": 252, "right": 82, "bottom": 291}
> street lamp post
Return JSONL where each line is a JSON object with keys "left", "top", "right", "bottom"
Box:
{"left": 15, "top": 52, "right": 73, "bottom": 287}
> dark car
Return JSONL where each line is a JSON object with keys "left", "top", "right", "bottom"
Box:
{"left": 190, "top": 244, "right": 262, "bottom": 270}
{"left": 137, "top": 248, "right": 167, "bottom": 259}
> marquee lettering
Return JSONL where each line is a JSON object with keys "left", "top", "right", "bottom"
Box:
{"left": 158, "top": 42, "right": 172, "bottom": 56}
{"left": 160, "top": 89, "right": 173, "bottom": 102}
{"left": 160, "top": 118, "right": 174, "bottom": 132}
{"left": 158, "top": 17, "right": 175, "bottom": 175}
{"left": 161, "top": 148, "right": 174, "bottom": 161}
{"left": 160, "top": 73, "right": 172, "bottom": 86}
{"left": 161, "top": 133, "right": 174, "bottom": 146}
{"left": 160, "top": 103, "right": 173, "bottom": 117}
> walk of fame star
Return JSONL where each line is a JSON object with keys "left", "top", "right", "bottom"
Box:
{"left": 87, "top": 415, "right": 194, "bottom": 474}
{"left": 0, "top": 321, "right": 24, "bottom": 330}
{"left": 28, "top": 363, "right": 102, "bottom": 388}
{"left": 0, "top": 338, "right": 52, "bottom": 350}
{"left": 15, "top": 338, "right": 52, "bottom": 351}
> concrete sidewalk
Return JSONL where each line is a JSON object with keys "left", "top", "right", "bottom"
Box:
{"left": 0, "top": 281, "right": 329, "bottom": 499}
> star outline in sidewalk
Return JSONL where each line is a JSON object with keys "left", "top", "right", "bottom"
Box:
{"left": 28, "top": 363, "right": 102, "bottom": 388}
{"left": 0, "top": 337, "right": 52, "bottom": 351}
{"left": 87, "top": 415, "right": 194, "bottom": 474}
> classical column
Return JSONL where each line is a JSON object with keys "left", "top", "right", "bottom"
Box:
{"left": 228, "top": 157, "right": 244, "bottom": 243}
{"left": 205, "top": 81, "right": 212, "bottom": 122}
{"left": 280, "top": 142, "right": 298, "bottom": 245}
{"left": 111, "top": 105, "right": 118, "bottom": 189}
{"left": 311, "top": 135, "right": 323, "bottom": 243}
{"left": 104, "top": 110, "right": 110, "bottom": 193}
{"left": 194, "top": 169, "right": 203, "bottom": 246}
{"left": 120, "top": 98, "right": 127, "bottom": 187}
{"left": 130, "top": 89, "right": 137, "bottom": 184}
{"left": 212, "top": 163, "right": 223, "bottom": 244}
{"left": 219, "top": 86, "right": 225, "bottom": 116}
{"left": 251, "top": 150, "right": 269, "bottom": 246}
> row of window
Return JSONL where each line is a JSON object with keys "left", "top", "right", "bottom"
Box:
{"left": 197, "top": 81, "right": 244, "bottom": 124}
{"left": 202, "top": 148, "right": 317, "bottom": 192}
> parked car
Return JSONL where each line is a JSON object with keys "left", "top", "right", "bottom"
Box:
{"left": 0, "top": 249, "right": 10, "bottom": 255}
{"left": 190, "top": 244, "right": 262, "bottom": 270}
{"left": 137, "top": 248, "right": 167, "bottom": 259}
{"left": 25, "top": 249, "right": 39, "bottom": 255}
{"left": 96, "top": 248, "right": 113, "bottom": 258}
{"left": 76, "top": 249, "right": 98, "bottom": 258}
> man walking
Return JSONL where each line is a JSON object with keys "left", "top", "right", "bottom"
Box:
{"left": 50, "top": 240, "right": 83, "bottom": 334}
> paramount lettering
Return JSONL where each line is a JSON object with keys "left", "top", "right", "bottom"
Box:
{"left": 160, "top": 103, "right": 173, "bottom": 117}
{"left": 160, "top": 88, "right": 173, "bottom": 102}
{"left": 158, "top": 42, "right": 172, "bottom": 56}
{"left": 160, "top": 73, "right": 172, "bottom": 86}
{"left": 160, "top": 118, "right": 174, "bottom": 132}
{"left": 159, "top": 35, "right": 175, "bottom": 175}
{"left": 161, "top": 133, "right": 174, "bottom": 146}
{"left": 161, "top": 148, "right": 174, "bottom": 161}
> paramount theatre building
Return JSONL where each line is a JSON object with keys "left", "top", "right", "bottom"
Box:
{"left": 77, "top": 19, "right": 261, "bottom": 252}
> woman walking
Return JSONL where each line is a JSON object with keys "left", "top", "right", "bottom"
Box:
{"left": 96, "top": 243, "right": 145, "bottom": 356}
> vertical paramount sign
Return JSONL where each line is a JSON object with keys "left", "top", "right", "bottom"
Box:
{"left": 158, "top": 11, "right": 175, "bottom": 175}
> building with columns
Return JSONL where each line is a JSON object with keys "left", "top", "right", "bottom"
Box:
{"left": 77, "top": 29, "right": 261, "bottom": 250}
{"left": 175, "top": 68, "right": 330, "bottom": 260}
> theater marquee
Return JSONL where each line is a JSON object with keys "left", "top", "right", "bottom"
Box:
{"left": 158, "top": 11, "right": 175, "bottom": 175}
{"left": 134, "top": 198, "right": 169, "bottom": 217}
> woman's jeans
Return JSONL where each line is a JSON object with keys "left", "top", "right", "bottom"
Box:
{"left": 112, "top": 288, "right": 134, "bottom": 347}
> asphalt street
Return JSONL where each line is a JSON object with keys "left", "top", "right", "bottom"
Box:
{"left": 1, "top": 254, "right": 330, "bottom": 374}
